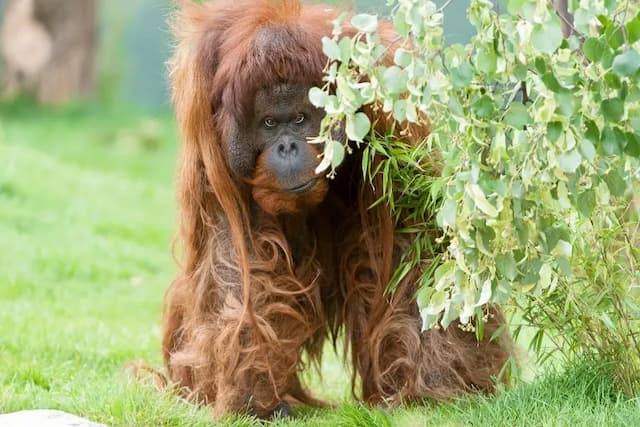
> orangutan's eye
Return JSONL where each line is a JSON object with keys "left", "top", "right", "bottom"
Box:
{"left": 264, "top": 117, "right": 276, "bottom": 128}
{"left": 294, "top": 113, "right": 305, "bottom": 124}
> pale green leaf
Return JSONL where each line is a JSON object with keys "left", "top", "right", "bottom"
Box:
{"left": 308, "top": 87, "right": 327, "bottom": 108}
{"left": 558, "top": 150, "right": 581, "bottom": 173}
{"left": 439, "top": 199, "right": 457, "bottom": 228}
{"left": 531, "top": 19, "right": 563, "bottom": 54}
{"left": 351, "top": 14, "right": 378, "bottom": 33}
{"left": 345, "top": 112, "right": 371, "bottom": 142}
{"left": 466, "top": 183, "right": 499, "bottom": 217}
{"left": 394, "top": 48, "right": 412, "bottom": 68}
{"left": 322, "top": 37, "right": 340, "bottom": 60}
{"left": 383, "top": 66, "right": 410, "bottom": 95}
{"left": 393, "top": 99, "right": 407, "bottom": 122}
{"left": 504, "top": 103, "right": 531, "bottom": 128}
{"left": 612, "top": 49, "right": 640, "bottom": 77}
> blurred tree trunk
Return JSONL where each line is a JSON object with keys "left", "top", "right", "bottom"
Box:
{"left": 552, "top": 0, "right": 574, "bottom": 37}
{"left": 0, "top": 0, "right": 98, "bottom": 104}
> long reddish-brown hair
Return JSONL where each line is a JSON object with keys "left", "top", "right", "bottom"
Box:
{"left": 163, "top": 1, "right": 366, "bottom": 412}
{"left": 166, "top": 0, "right": 405, "bottom": 352}
{"left": 169, "top": 0, "right": 336, "bottom": 332}
{"left": 162, "top": 0, "right": 512, "bottom": 416}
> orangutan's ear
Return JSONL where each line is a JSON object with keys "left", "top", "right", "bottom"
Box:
{"left": 222, "top": 118, "right": 259, "bottom": 179}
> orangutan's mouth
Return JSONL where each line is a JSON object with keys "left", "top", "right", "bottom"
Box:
{"left": 285, "top": 178, "right": 318, "bottom": 194}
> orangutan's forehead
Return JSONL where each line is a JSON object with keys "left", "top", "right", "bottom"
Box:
{"left": 254, "top": 83, "right": 310, "bottom": 111}
{"left": 254, "top": 26, "right": 291, "bottom": 52}
{"left": 261, "top": 83, "right": 306, "bottom": 96}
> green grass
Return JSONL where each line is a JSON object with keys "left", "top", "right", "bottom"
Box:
{"left": 1, "top": 102, "right": 640, "bottom": 426}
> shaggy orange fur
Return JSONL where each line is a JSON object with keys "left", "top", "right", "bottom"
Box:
{"left": 162, "top": 0, "right": 513, "bottom": 418}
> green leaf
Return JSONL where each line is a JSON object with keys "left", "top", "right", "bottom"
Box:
{"left": 556, "top": 92, "right": 578, "bottom": 117}
{"left": 329, "top": 140, "right": 345, "bottom": 168}
{"left": 547, "top": 122, "right": 563, "bottom": 143}
{"left": 538, "top": 264, "right": 552, "bottom": 289}
{"left": 345, "top": 112, "right": 371, "bottom": 142}
{"left": 514, "top": 62, "right": 528, "bottom": 80}
{"left": 451, "top": 63, "right": 474, "bottom": 89}
{"left": 490, "top": 128, "right": 506, "bottom": 165}
{"left": 427, "top": 290, "right": 447, "bottom": 314}
{"left": 584, "top": 119, "right": 600, "bottom": 146}
{"left": 558, "top": 150, "right": 581, "bottom": 173}
{"left": 448, "top": 95, "right": 463, "bottom": 117}
{"left": 604, "top": 170, "right": 627, "bottom": 197}
{"left": 393, "top": 99, "right": 407, "bottom": 122}
{"left": 416, "top": 286, "right": 433, "bottom": 309}
{"left": 534, "top": 57, "right": 547, "bottom": 74}
{"left": 601, "top": 99, "right": 624, "bottom": 122}
{"left": 531, "top": 19, "right": 563, "bottom": 55}
{"left": 601, "top": 47, "right": 615, "bottom": 69}
{"left": 441, "top": 301, "right": 460, "bottom": 330}
{"left": 476, "top": 279, "right": 493, "bottom": 307}
{"left": 438, "top": 199, "right": 457, "bottom": 228}
{"left": 434, "top": 260, "right": 455, "bottom": 285}
{"left": 393, "top": 11, "right": 410, "bottom": 37}
{"left": 308, "top": 87, "right": 327, "bottom": 107}
{"left": 620, "top": 81, "right": 629, "bottom": 101}
{"left": 579, "top": 139, "right": 596, "bottom": 162}
{"left": 574, "top": 9, "right": 594, "bottom": 33}
{"left": 632, "top": 109, "right": 640, "bottom": 132}
{"left": 544, "top": 223, "right": 568, "bottom": 254}
{"left": 338, "top": 37, "right": 352, "bottom": 63}
{"left": 557, "top": 181, "right": 571, "bottom": 209}
{"left": 496, "top": 253, "right": 517, "bottom": 281}
{"left": 322, "top": 37, "right": 340, "bottom": 60}
{"left": 504, "top": 103, "right": 531, "bottom": 128}
{"left": 323, "top": 95, "right": 340, "bottom": 114}
{"left": 601, "top": 127, "right": 623, "bottom": 155}
{"left": 583, "top": 37, "right": 605, "bottom": 63}
{"left": 472, "top": 95, "right": 497, "bottom": 119}
{"left": 421, "top": 310, "right": 438, "bottom": 331}
{"left": 552, "top": 240, "right": 573, "bottom": 257}
{"left": 351, "top": 14, "right": 378, "bottom": 33}
{"left": 556, "top": 256, "right": 572, "bottom": 277}
{"left": 476, "top": 48, "right": 497, "bottom": 76}
{"left": 576, "top": 190, "right": 596, "bottom": 217}
{"left": 383, "top": 66, "right": 409, "bottom": 95}
{"left": 476, "top": 227, "right": 495, "bottom": 255}
{"left": 604, "top": 71, "right": 622, "bottom": 89}
{"left": 612, "top": 50, "right": 640, "bottom": 77}
{"left": 405, "top": 100, "right": 417, "bottom": 123}
{"left": 507, "top": 0, "right": 526, "bottom": 14}
{"left": 626, "top": 13, "right": 640, "bottom": 44}
{"left": 604, "top": 0, "right": 616, "bottom": 13}
{"left": 507, "top": 0, "right": 535, "bottom": 19}
{"left": 624, "top": 132, "right": 640, "bottom": 158}
{"left": 315, "top": 139, "right": 344, "bottom": 174}
{"left": 466, "top": 183, "right": 499, "bottom": 218}
{"left": 541, "top": 72, "right": 562, "bottom": 92}
{"left": 603, "top": 18, "right": 625, "bottom": 49}
{"left": 394, "top": 48, "right": 412, "bottom": 68}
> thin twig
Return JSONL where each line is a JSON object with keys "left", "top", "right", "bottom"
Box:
{"left": 520, "top": 81, "right": 529, "bottom": 104}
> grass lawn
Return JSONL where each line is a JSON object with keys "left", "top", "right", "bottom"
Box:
{"left": 1, "top": 103, "right": 640, "bottom": 426}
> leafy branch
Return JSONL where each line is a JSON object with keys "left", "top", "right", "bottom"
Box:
{"left": 311, "top": 0, "right": 640, "bottom": 392}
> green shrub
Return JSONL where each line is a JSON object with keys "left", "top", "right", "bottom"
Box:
{"left": 311, "top": 0, "right": 640, "bottom": 393}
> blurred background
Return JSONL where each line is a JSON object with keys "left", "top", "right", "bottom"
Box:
{"left": 0, "top": 0, "right": 473, "bottom": 111}
{"left": 0, "top": 0, "right": 484, "bottom": 420}
{"left": 0, "top": 0, "right": 473, "bottom": 406}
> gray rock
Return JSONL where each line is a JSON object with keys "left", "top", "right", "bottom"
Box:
{"left": 0, "top": 410, "right": 107, "bottom": 427}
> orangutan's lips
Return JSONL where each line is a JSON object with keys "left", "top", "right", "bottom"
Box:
{"left": 285, "top": 178, "right": 318, "bottom": 194}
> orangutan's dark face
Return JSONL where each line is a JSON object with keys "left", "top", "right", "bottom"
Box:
{"left": 226, "top": 83, "right": 329, "bottom": 214}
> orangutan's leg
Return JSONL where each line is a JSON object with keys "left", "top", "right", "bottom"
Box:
{"left": 342, "top": 254, "right": 513, "bottom": 403}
